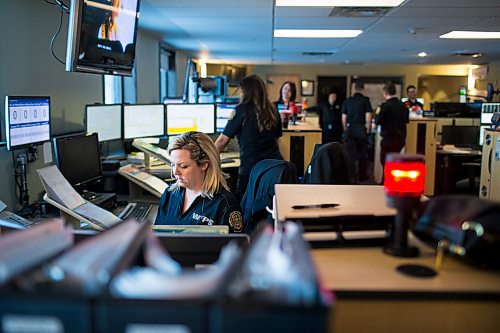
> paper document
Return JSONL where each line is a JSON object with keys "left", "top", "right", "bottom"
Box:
{"left": 143, "top": 177, "right": 169, "bottom": 194}
{"left": 74, "top": 202, "right": 121, "bottom": 229}
{"left": 37, "top": 165, "right": 121, "bottom": 229}
{"left": 37, "top": 165, "right": 85, "bottom": 210}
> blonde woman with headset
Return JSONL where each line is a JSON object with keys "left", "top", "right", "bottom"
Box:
{"left": 154, "top": 131, "right": 243, "bottom": 233}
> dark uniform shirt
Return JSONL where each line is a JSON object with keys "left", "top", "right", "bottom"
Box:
{"left": 404, "top": 99, "right": 423, "bottom": 109}
{"left": 223, "top": 103, "right": 283, "bottom": 176}
{"left": 342, "top": 92, "right": 372, "bottom": 139}
{"left": 154, "top": 186, "right": 244, "bottom": 233}
{"left": 376, "top": 97, "right": 410, "bottom": 144}
{"left": 317, "top": 101, "right": 343, "bottom": 143}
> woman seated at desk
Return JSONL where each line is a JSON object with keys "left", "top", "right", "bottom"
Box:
{"left": 154, "top": 132, "right": 243, "bottom": 233}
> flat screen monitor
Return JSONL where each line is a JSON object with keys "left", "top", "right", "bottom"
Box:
{"left": 4, "top": 96, "right": 51, "bottom": 151}
{"left": 123, "top": 104, "right": 165, "bottom": 140}
{"left": 441, "top": 125, "right": 480, "bottom": 148}
{"left": 85, "top": 104, "right": 122, "bottom": 141}
{"left": 216, "top": 103, "right": 237, "bottom": 132}
{"left": 53, "top": 133, "right": 102, "bottom": 191}
{"left": 479, "top": 125, "right": 490, "bottom": 146}
{"left": 166, "top": 103, "right": 216, "bottom": 135}
{"left": 66, "top": 0, "right": 141, "bottom": 76}
{"left": 481, "top": 103, "right": 499, "bottom": 124}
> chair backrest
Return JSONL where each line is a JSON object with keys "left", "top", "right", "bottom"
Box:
{"left": 240, "top": 159, "right": 297, "bottom": 234}
{"left": 302, "top": 142, "right": 349, "bottom": 184}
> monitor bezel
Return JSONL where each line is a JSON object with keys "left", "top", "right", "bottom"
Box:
{"left": 4, "top": 96, "right": 51, "bottom": 151}
{"left": 85, "top": 103, "right": 123, "bottom": 142}
{"left": 122, "top": 103, "right": 166, "bottom": 140}
{"left": 165, "top": 103, "right": 217, "bottom": 136}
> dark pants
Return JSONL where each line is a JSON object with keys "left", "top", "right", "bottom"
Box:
{"left": 345, "top": 126, "right": 368, "bottom": 184}
{"left": 380, "top": 140, "right": 405, "bottom": 166}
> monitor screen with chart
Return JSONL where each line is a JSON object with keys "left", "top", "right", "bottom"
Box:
{"left": 4, "top": 96, "right": 51, "bottom": 151}
{"left": 166, "top": 103, "right": 216, "bottom": 135}
{"left": 216, "top": 103, "right": 237, "bottom": 132}
{"left": 85, "top": 104, "right": 122, "bottom": 142}
{"left": 123, "top": 104, "right": 165, "bottom": 140}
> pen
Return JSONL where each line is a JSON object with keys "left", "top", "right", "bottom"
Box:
{"left": 292, "top": 203, "right": 339, "bottom": 209}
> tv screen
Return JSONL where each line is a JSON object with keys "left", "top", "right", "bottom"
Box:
{"left": 53, "top": 133, "right": 102, "bottom": 191}
{"left": 85, "top": 104, "right": 122, "bottom": 141}
{"left": 166, "top": 104, "right": 216, "bottom": 136}
{"left": 66, "top": 0, "right": 141, "bottom": 76}
{"left": 123, "top": 104, "right": 165, "bottom": 140}
{"left": 4, "top": 96, "right": 51, "bottom": 151}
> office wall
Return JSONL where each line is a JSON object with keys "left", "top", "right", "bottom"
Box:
{"left": 135, "top": 30, "right": 160, "bottom": 103}
{"left": 251, "top": 64, "right": 470, "bottom": 104}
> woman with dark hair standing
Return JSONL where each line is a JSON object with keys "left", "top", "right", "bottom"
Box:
{"left": 215, "top": 74, "right": 283, "bottom": 199}
{"left": 273, "top": 81, "right": 297, "bottom": 111}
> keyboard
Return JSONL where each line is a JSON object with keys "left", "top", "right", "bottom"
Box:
{"left": 221, "top": 158, "right": 235, "bottom": 164}
{"left": 118, "top": 202, "right": 153, "bottom": 222}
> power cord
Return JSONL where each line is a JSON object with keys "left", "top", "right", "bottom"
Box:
{"left": 45, "top": 0, "right": 69, "bottom": 65}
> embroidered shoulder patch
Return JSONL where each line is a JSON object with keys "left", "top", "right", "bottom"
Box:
{"left": 228, "top": 211, "right": 243, "bottom": 232}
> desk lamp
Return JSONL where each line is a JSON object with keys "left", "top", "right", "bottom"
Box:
{"left": 383, "top": 153, "right": 425, "bottom": 258}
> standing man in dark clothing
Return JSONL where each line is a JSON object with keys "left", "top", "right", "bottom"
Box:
{"left": 376, "top": 82, "right": 410, "bottom": 166}
{"left": 307, "top": 91, "right": 343, "bottom": 143}
{"left": 342, "top": 82, "right": 372, "bottom": 184}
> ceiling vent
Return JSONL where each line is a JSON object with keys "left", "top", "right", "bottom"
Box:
{"left": 329, "top": 7, "right": 391, "bottom": 17}
{"left": 302, "top": 52, "right": 334, "bottom": 56}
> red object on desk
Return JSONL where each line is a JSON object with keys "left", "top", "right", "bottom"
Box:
{"left": 384, "top": 156, "right": 426, "bottom": 197}
{"left": 289, "top": 102, "right": 298, "bottom": 115}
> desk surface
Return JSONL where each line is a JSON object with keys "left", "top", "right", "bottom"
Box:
{"left": 275, "top": 185, "right": 395, "bottom": 222}
{"left": 311, "top": 234, "right": 500, "bottom": 296}
{"left": 284, "top": 122, "right": 322, "bottom": 132}
{"left": 438, "top": 145, "right": 482, "bottom": 155}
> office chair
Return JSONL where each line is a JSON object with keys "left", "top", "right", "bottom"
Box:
{"left": 302, "top": 142, "right": 349, "bottom": 185}
{"left": 455, "top": 159, "right": 482, "bottom": 194}
{"left": 240, "top": 159, "right": 297, "bottom": 234}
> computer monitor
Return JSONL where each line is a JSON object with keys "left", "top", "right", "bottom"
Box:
{"left": 123, "top": 104, "right": 165, "bottom": 140}
{"left": 85, "top": 104, "right": 122, "bottom": 142}
{"left": 165, "top": 103, "right": 216, "bottom": 135}
{"left": 216, "top": 103, "right": 237, "bottom": 132}
{"left": 479, "top": 125, "right": 490, "bottom": 146}
{"left": 53, "top": 132, "right": 102, "bottom": 192}
{"left": 481, "top": 103, "right": 499, "bottom": 124}
{"left": 441, "top": 125, "right": 480, "bottom": 148}
{"left": 4, "top": 96, "right": 51, "bottom": 151}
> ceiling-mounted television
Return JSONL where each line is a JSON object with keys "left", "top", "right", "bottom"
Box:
{"left": 66, "top": 0, "right": 141, "bottom": 76}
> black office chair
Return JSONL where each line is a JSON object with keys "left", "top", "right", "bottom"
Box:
{"left": 302, "top": 142, "right": 349, "bottom": 185}
{"left": 455, "top": 159, "right": 482, "bottom": 194}
{"left": 240, "top": 159, "right": 298, "bottom": 234}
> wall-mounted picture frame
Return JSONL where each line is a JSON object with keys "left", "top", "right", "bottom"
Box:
{"left": 300, "top": 80, "right": 315, "bottom": 96}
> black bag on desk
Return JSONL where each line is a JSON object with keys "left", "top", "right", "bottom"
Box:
{"left": 413, "top": 195, "right": 500, "bottom": 270}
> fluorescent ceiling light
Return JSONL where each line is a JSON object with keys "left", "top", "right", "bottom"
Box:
{"left": 274, "top": 29, "right": 362, "bottom": 38}
{"left": 276, "top": 0, "right": 404, "bottom": 7}
{"left": 417, "top": 52, "right": 427, "bottom": 57}
{"left": 440, "top": 31, "right": 500, "bottom": 39}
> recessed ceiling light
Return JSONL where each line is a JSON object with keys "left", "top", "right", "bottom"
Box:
{"left": 418, "top": 52, "right": 427, "bottom": 57}
{"left": 440, "top": 31, "right": 500, "bottom": 39}
{"left": 276, "top": 0, "right": 404, "bottom": 7}
{"left": 472, "top": 53, "right": 483, "bottom": 58}
{"left": 274, "top": 29, "right": 362, "bottom": 38}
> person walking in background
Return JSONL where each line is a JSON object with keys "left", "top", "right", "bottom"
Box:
{"left": 307, "top": 91, "right": 343, "bottom": 143}
{"left": 376, "top": 82, "right": 410, "bottom": 167}
{"left": 342, "top": 82, "right": 372, "bottom": 184}
{"left": 273, "top": 81, "right": 297, "bottom": 111}
{"left": 215, "top": 75, "right": 283, "bottom": 199}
